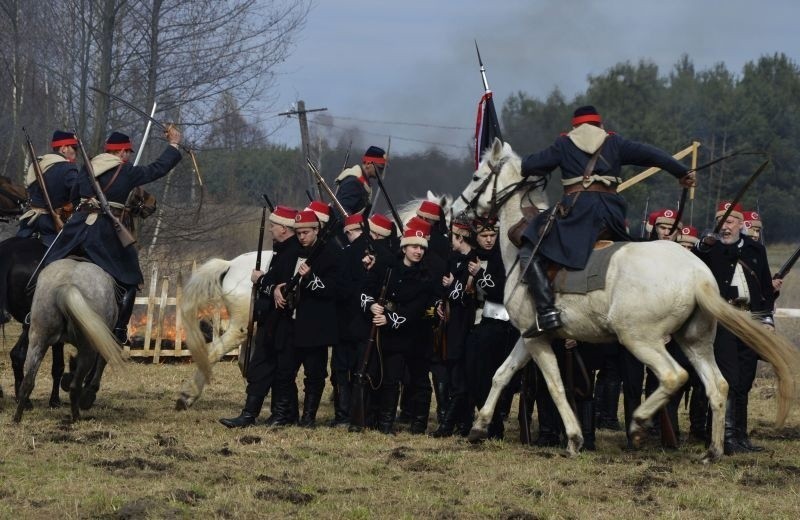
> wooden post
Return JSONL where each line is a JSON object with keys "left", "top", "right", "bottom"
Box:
{"left": 143, "top": 263, "right": 158, "bottom": 353}
{"left": 153, "top": 276, "right": 169, "bottom": 363}
{"left": 175, "top": 271, "right": 183, "bottom": 356}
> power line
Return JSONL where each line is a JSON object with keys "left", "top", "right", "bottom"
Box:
{"left": 333, "top": 115, "right": 471, "bottom": 131}
{"left": 307, "top": 118, "right": 468, "bottom": 150}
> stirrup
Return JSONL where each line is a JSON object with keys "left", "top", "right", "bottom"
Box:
{"left": 522, "top": 310, "right": 562, "bottom": 338}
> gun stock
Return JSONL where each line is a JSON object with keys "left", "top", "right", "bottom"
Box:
{"left": 350, "top": 267, "right": 392, "bottom": 430}
{"left": 774, "top": 243, "right": 800, "bottom": 280}
{"left": 74, "top": 133, "right": 136, "bottom": 248}
{"left": 22, "top": 128, "right": 63, "bottom": 231}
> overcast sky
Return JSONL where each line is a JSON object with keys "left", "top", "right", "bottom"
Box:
{"left": 267, "top": 0, "right": 800, "bottom": 156}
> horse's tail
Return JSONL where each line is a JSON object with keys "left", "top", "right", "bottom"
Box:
{"left": 55, "top": 285, "right": 125, "bottom": 369}
{"left": 695, "top": 279, "right": 800, "bottom": 426}
{"left": 180, "top": 258, "right": 232, "bottom": 381}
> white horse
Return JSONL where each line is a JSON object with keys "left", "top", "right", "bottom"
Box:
{"left": 396, "top": 191, "right": 453, "bottom": 227}
{"left": 453, "top": 138, "right": 800, "bottom": 462}
{"left": 13, "top": 259, "right": 126, "bottom": 422}
{"left": 176, "top": 250, "right": 273, "bottom": 410}
{"left": 175, "top": 193, "right": 452, "bottom": 409}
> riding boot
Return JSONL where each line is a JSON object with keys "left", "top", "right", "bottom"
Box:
{"left": 299, "top": 380, "right": 325, "bottom": 428}
{"left": 430, "top": 393, "right": 461, "bottom": 438}
{"left": 219, "top": 394, "right": 264, "bottom": 428}
{"left": 689, "top": 385, "right": 709, "bottom": 444}
{"left": 576, "top": 399, "right": 596, "bottom": 451}
{"left": 113, "top": 284, "right": 138, "bottom": 345}
{"left": 409, "top": 387, "right": 431, "bottom": 435}
{"left": 735, "top": 393, "right": 764, "bottom": 452}
{"left": 434, "top": 380, "right": 449, "bottom": 424}
{"left": 597, "top": 377, "right": 622, "bottom": 431}
{"left": 397, "top": 384, "right": 413, "bottom": 425}
{"left": 377, "top": 384, "right": 400, "bottom": 435}
{"left": 409, "top": 410, "right": 429, "bottom": 435}
{"left": 521, "top": 255, "right": 562, "bottom": 338}
{"left": 329, "top": 382, "right": 352, "bottom": 428}
{"left": 724, "top": 395, "right": 747, "bottom": 455}
{"left": 269, "top": 384, "right": 298, "bottom": 427}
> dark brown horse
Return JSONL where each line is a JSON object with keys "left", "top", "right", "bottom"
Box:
{"left": 0, "top": 175, "right": 26, "bottom": 220}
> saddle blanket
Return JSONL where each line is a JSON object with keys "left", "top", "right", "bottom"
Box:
{"left": 552, "top": 241, "right": 626, "bottom": 294}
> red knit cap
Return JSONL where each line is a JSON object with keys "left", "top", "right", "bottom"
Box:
{"left": 368, "top": 214, "right": 393, "bottom": 237}
{"left": 305, "top": 200, "right": 330, "bottom": 223}
{"left": 653, "top": 208, "right": 677, "bottom": 227}
{"left": 294, "top": 210, "right": 320, "bottom": 228}
{"left": 269, "top": 205, "right": 297, "bottom": 227}
{"left": 742, "top": 210, "right": 762, "bottom": 229}
{"left": 716, "top": 201, "right": 744, "bottom": 221}
{"left": 344, "top": 213, "right": 364, "bottom": 232}
{"left": 400, "top": 228, "right": 428, "bottom": 248}
{"left": 406, "top": 216, "right": 432, "bottom": 237}
{"left": 677, "top": 225, "right": 699, "bottom": 245}
{"left": 451, "top": 221, "right": 472, "bottom": 238}
{"left": 416, "top": 200, "right": 441, "bottom": 221}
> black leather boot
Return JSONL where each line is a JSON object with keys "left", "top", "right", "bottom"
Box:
{"left": 688, "top": 384, "right": 709, "bottom": 444}
{"left": 299, "top": 380, "right": 325, "bottom": 428}
{"left": 269, "top": 383, "right": 299, "bottom": 427}
{"left": 577, "top": 400, "right": 596, "bottom": 451}
{"left": 430, "top": 393, "right": 461, "bottom": 438}
{"left": 377, "top": 384, "right": 400, "bottom": 435}
{"left": 113, "top": 285, "right": 138, "bottom": 345}
{"left": 434, "top": 380, "right": 449, "bottom": 424}
{"left": 736, "top": 393, "right": 764, "bottom": 452}
{"left": 219, "top": 394, "right": 264, "bottom": 428}
{"left": 724, "top": 396, "right": 747, "bottom": 455}
{"left": 596, "top": 376, "right": 622, "bottom": 431}
{"left": 534, "top": 390, "right": 561, "bottom": 447}
{"left": 329, "top": 382, "right": 352, "bottom": 428}
{"left": 522, "top": 255, "right": 562, "bottom": 338}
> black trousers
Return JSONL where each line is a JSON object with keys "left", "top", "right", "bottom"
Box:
{"left": 332, "top": 339, "right": 360, "bottom": 386}
{"left": 290, "top": 345, "right": 329, "bottom": 393}
{"left": 245, "top": 325, "right": 279, "bottom": 397}
{"left": 382, "top": 348, "right": 432, "bottom": 417}
{"left": 464, "top": 317, "right": 519, "bottom": 410}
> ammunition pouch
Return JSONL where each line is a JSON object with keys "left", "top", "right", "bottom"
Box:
{"left": 507, "top": 206, "right": 540, "bottom": 248}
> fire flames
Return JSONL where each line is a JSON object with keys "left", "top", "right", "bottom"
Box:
{"left": 128, "top": 306, "right": 230, "bottom": 346}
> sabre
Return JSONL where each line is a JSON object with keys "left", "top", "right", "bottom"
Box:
{"left": 713, "top": 159, "right": 770, "bottom": 235}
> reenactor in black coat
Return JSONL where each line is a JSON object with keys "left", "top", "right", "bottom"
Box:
{"left": 330, "top": 214, "right": 372, "bottom": 427}
{"left": 273, "top": 210, "right": 341, "bottom": 428}
{"left": 45, "top": 129, "right": 182, "bottom": 343}
{"left": 219, "top": 205, "right": 300, "bottom": 428}
{"left": 361, "top": 228, "right": 436, "bottom": 434}
{"left": 335, "top": 146, "right": 386, "bottom": 216}
{"left": 519, "top": 105, "right": 694, "bottom": 337}
{"left": 17, "top": 130, "right": 80, "bottom": 246}
{"left": 431, "top": 218, "right": 478, "bottom": 437}
{"left": 694, "top": 202, "right": 776, "bottom": 454}
{"left": 463, "top": 218, "right": 520, "bottom": 440}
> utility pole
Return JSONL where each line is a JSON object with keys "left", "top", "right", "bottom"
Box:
{"left": 279, "top": 100, "right": 327, "bottom": 199}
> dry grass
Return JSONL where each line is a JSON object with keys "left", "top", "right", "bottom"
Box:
{"left": 1, "top": 320, "right": 800, "bottom": 520}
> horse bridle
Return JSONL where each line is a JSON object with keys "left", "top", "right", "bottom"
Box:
{"left": 458, "top": 157, "right": 546, "bottom": 219}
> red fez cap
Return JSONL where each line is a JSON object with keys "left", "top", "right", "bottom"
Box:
{"left": 344, "top": 213, "right": 364, "bottom": 232}
{"left": 368, "top": 214, "right": 393, "bottom": 237}
{"left": 715, "top": 201, "right": 743, "bottom": 221}
{"left": 400, "top": 228, "right": 428, "bottom": 248}
{"left": 269, "top": 205, "right": 297, "bottom": 227}
{"left": 105, "top": 131, "right": 134, "bottom": 152}
{"left": 677, "top": 225, "right": 700, "bottom": 245}
{"left": 406, "top": 216, "right": 432, "bottom": 237}
{"left": 654, "top": 208, "right": 677, "bottom": 227}
{"left": 305, "top": 200, "right": 330, "bottom": 223}
{"left": 51, "top": 130, "right": 78, "bottom": 149}
{"left": 571, "top": 105, "right": 602, "bottom": 127}
{"left": 742, "top": 211, "right": 762, "bottom": 229}
{"left": 416, "top": 200, "right": 441, "bottom": 221}
{"left": 451, "top": 220, "right": 472, "bottom": 238}
{"left": 294, "top": 210, "right": 320, "bottom": 228}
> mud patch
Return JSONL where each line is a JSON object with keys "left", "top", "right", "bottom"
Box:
{"left": 218, "top": 446, "right": 235, "bottom": 457}
{"left": 254, "top": 488, "right": 314, "bottom": 505}
{"left": 162, "top": 447, "right": 204, "bottom": 462}
{"left": 110, "top": 498, "right": 159, "bottom": 519}
{"left": 172, "top": 489, "right": 205, "bottom": 505}
{"left": 94, "top": 457, "right": 170, "bottom": 472}
{"left": 738, "top": 470, "right": 787, "bottom": 487}
{"left": 81, "top": 430, "right": 114, "bottom": 443}
{"left": 48, "top": 432, "right": 74, "bottom": 443}
{"left": 751, "top": 427, "right": 800, "bottom": 441}
{"left": 256, "top": 473, "right": 298, "bottom": 487}
{"left": 402, "top": 459, "right": 444, "bottom": 473}
{"left": 388, "top": 446, "right": 411, "bottom": 460}
{"left": 238, "top": 435, "right": 262, "bottom": 445}
{"left": 498, "top": 508, "right": 540, "bottom": 520}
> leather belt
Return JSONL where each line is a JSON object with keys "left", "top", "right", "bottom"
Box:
{"left": 564, "top": 182, "right": 618, "bottom": 195}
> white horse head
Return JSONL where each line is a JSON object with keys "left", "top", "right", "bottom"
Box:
{"left": 451, "top": 138, "right": 548, "bottom": 219}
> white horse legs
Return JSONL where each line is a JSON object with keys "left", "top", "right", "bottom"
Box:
{"left": 469, "top": 339, "right": 530, "bottom": 441}
{"left": 176, "top": 326, "right": 245, "bottom": 410}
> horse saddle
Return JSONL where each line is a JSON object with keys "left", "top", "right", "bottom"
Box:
{"left": 547, "top": 241, "right": 626, "bottom": 295}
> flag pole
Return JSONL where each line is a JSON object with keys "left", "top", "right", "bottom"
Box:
{"left": 475, "top": 40, "right": 490, "bottom": 93}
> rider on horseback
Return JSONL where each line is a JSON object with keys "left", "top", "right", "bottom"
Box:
{"left": 17, "top": 130, "right": 80, "bottom": 246}
{"left": 518, "top": 106, "right": 696, "bottom": 338}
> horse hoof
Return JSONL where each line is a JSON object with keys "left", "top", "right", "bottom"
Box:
{"left": 699, "top": 448, "right": 722, "bottom": 464}
{"left": 79, "top": 389, "right": 97, "bottom": 410}
{"left": 175, "top": 396, "right": 190, "bottom": 411}
{"left": 467, "top": 427, "right": 488, "bottom": 443}
{"left": 50, "top": 397, "right": 62, "bottom": 408}
{"left": 60, "top": 373, "right": 73, "bottom": 393}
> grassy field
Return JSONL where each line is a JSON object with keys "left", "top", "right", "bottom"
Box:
{"left": 1, "top": 320, "right": 799, "bottom": 519}
{"left": 0, "top": 243, "right": 799, "bottom": 519}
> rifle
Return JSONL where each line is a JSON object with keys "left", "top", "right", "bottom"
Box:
{"left": 372, "top": 166, "right": 404, "bottom": 233}
{"left": 305, "top": 189, "right": 314, "bottom": 203}
{"left": 334, "top": 142, "right": 352, "bottom": 197}
{"left": 350, "top": 267, "right": 392, "bottom": 430}
{"left": 713, "top": 160, "right": 770, "bottom": 235}
{"left": 306, "top": 157, "right": 349, "bottom": 219}
{"left": 640, "top": 197, "right": 650, "bottom": 239}
{"left": 74, "top": 132, "right": 136, "bottom": 247}
{"left": 262, "top": 193, "right": 275, "bottom": 212}
{"left": 239, "top": 204, "right": 268, "bottom": 377}
{"left": 282, "top": 222, "right": 335, "bottom": 312}
{"left": 22, "top": 127, "right": 63, "bottom": 231}
{"left": 774, "top": 243, "right": 800, "bottom": 280}
{"left": 359, "top": 202, "right": 376, "bottom": 257}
